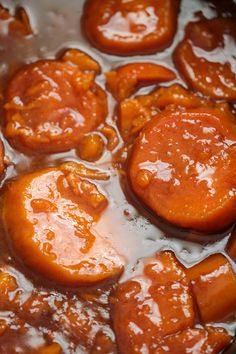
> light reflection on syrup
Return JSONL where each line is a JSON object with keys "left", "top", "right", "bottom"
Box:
{"left": 0, "top": 0, "right": 235, "bottom": 352}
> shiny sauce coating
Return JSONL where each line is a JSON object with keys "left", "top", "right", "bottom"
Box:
{"left": 0, "top": 0, "right": 235, "bottom": 353}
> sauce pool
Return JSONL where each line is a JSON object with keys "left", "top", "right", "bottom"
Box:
{"left": 0, "top": 0, "right": 235, "bottom": 352}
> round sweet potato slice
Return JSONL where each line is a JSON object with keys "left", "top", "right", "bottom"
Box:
{"left": 4, "top": 49, "right": 107, "bottom": 154}
{"left": 82, "top": 0, "right": 180, "bottom": 56}
{"left": 3, "top": 163, "right": 124, "bottom": 286}
{"left": 174, "top": 17, "right": 236, "bottom": 101}
{"left": 128, "top": 108, "right": 236, "bottom": 233}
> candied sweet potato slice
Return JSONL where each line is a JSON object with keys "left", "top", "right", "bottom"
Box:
{"left": 106, "top": 63, "right": 175, "bottom": 101}
{"left": 187, "top": 253, "right": 236, "bottom": 323}
{"left": 174, "top": 17, "right": 236, "bottom": 101}
{"left": 128, "top": 108, "right": 236, "bottom": 233}
{"left": 3, "top": 163, "right": 124, "bottom": 286}
{"left": 82, "top": 0, "right": 180, "bottom": 56}
{"left": 4, "top": 49, "right": 107, "bottom": 154}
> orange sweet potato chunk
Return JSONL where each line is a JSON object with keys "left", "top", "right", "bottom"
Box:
{"left": 82, "top": 0, "right": 180, "bottom": 56}
{"left": 4, "top": 49, "right": 107, "bottom": 154}
{"left": 128, "top": 108, "right": 236, "bottom": 233}
{"left": 187, "top": 254, "right": 236, "bottom": 323}
{"left": 3, "top": 162, "right": 124, "bottom": 286}
{"left": 174, "top": 17, "right": 236, "bottom": 101}
{"left": 111, "top": 251, "right": 195, "bottom": 354}
{"left": 106, "top": 63, "right": 175, "bottom": 101}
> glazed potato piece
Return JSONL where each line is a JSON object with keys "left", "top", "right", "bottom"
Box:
{"left": 82, "top": 0, "right": 180, "bottom": 56}
{"left": 118, "top": 84, "right": 213, "bottom": 141}
{"left": 77, "top": 133, "right": 105, "bottom": 162}
{"left": 128, "top": 108, "right": 236, "bottom": 233}
{"left": 174, "top": 17, "right": 236, "bottom": 101}
{"left": 111, "top": 251, "right": 195, "bottom": 353}
{"left": 106, "top": 63, "right": 176, "bottom": 101}
{"left": 4, "top": 49, "right": 107, "bottom": 154}
{"left": 0, "top": 5, "right": 32, "bottom": 36}
{"left": 187, "top": 254, "right": 236, "bottom": 323}
{"left": 111, "top": 251, "right": 231, "bottom": 354}
{"left": 3, "top": 162, "right": 124, "bottom": 286}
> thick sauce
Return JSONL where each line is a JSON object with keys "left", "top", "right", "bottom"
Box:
{"left": 0, "top": 0, "right": 235, "bottom": 353}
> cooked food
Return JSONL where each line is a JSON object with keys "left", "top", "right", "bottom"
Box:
{"left": 106, "top": 63, "right": 176, "bottom": 101}
{"left": 111, "top": 251, "right": 231, "bottom": 354}
{"left": 174, "top": 17, "right": 236, "bottom": 101}
{"left": 0, "top": 1, "right": 235, "bottom": 352}
{"left": 128, "top": 108, "right": 236, "bottom": 233}
{"left": 3, "top": 162, "right": 124, "bottom": 285}
{"left": 4, "top": 49, "right": 107, "bottom": 154}
{"left": 82, "top": 0, "right": 180, "bottom": 56}
{"left": 187, "top": 253, "right": 236, "bottom": 322}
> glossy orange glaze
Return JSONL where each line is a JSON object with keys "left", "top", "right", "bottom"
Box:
{"left": 187, "top": 254, "right": 236, "bottom": 323}
{"left": 4, "top": 49, "right": 107, "bottom": 154}
{"left": 0, "top": 0, "right": 235, "bottom": 353}
{"left": 174, "top": 17, "right": 236, "bottom": 101}
{"left": 82, "top": 0, "right": 180, "bottom": 56}
{"left": 128, "top": 108, "right": 236, "bottom": 233}
{"left": 76, "top": 133, "right": 105, "bottom": 162}
{"left": 106, "top": 63, "right": 176, "bottom": 101}
{"left": 3, "top": 162, "right": 124, "bottom": 285}
{"left": 111, "top": 251, "right": 231, "bottom": 354}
